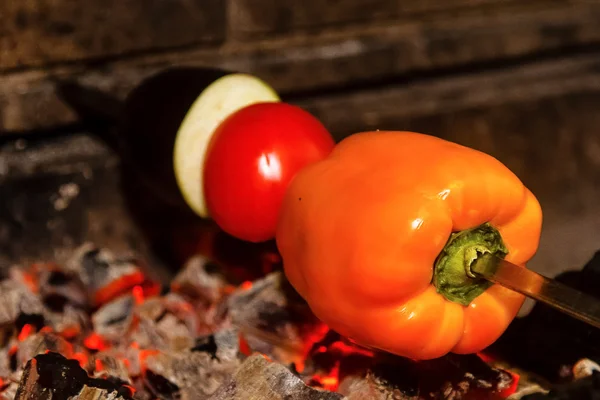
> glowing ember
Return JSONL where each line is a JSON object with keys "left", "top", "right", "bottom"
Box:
{"left": 238, "top": 333, "right": 252, "bottom": 356}
{"left": 312, "top": 363, "right": 340, "bottom": 392}
{"left": 60, "top": 326, "right": 81, "bottom": 339}
{"left": 72, "top": 352, "right": 88, "bottom": 368}
{"left": 132, "top": 285, "right": 145, "bottom": 305}
{"left": 39, "top": 326, "right": 53, "bottom": 334}
{"left": 17, "top": 324, "right": 35, "bottom": 342}
{"left": 84, "top": 333, "right": 108, "bottom": 351}
{"left": 93, "top": 271, "right": 145, "bottom": 306}
{"left": 499, "top": 371, "right": 520, "bottom": 397}
{"left": 240, "top": 281, "right": 252, "bottom": 290}
{"left": 138, "top": 349, "right": 159, "bottom": 372}
{"left": 123, "top": 384, "right": 136, "bottom": 395}
{"left": 1, "top": 244, "right": 530, "bottom": 400}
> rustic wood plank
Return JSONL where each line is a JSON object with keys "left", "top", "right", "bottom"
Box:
{"left": 0, "top": 0, "right": 225, "bottom": 70}
{"left": 229, "top": 0, "right": 568, "bottom": 38}
{"left": 296, "top": 54, "right": 600, "bottom": 140}
{"left": 397, "top": 0, "right": 516, "bottom": 14}
{"left": 229, "top": 0, "right": 396, "bottom": 38}
{"left": 2, "top": 2, "right": 600, "bottom": 133}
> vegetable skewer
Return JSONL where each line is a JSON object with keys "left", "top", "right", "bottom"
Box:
{"left": 172, "top": 73, "right": 547, "bottom": 361}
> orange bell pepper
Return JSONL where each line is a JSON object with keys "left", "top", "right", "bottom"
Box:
{"left": 275, "top": 131, "right": 543, "bottom": 360}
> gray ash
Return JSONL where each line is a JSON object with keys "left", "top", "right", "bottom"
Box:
{"left": 0, "top": 242, "right": 549, "bottom": 400}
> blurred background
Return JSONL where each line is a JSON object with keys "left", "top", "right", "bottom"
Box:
{"left": 0, "top": 0, "right": 599, "bottom": 298}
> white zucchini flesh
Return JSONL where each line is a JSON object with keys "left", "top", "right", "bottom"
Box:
{"left": 173, "top": 73, "right": 280, "bottom": 218}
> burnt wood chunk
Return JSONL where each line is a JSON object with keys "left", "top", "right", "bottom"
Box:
{"left": 44, "top": 304, "right": 89, "bottom": 339}
{"left": 227, "top": 272, "right": 328, "bottom": 366}
{"left": 521, "top": 372, "right": 600, "bottom": 399}
{"left": 38, "top": 266, "right": 87, "bottom": 310}
{"left": 192, "top": 328, "right": 241, "bottom": 363}
{"left": 208, "top": 353, "right": 343, "bottom": 400}
{"left": 14, "top": 352, "right": 133, "bottom": 400}
{"left": 0, "top": 382, "right": 19, "bottom": 400}
{"left": 0, "top": 280, "right": 44, "bottom": 327}
{"left": 1, "top": 0, "right": 225, "bottom": 69}
{"left": 92, "top": 354, "right": 131, "bottom": 383}
{"left": 131, "top": 294, "right": 198, "bottom": 352}
{"left": 92, "top": 295, "right": 135, "bottom": 341}
{"left": 143, "top": 350, "right": 241, "bottom": 399}
{"left": 65, "top": 243, "right": 145, "bottom": 306}
{"left": 338, "top": 353, "right": 514, "bottom": 399}
{"left": 16, "top": 332, "right": 74, "bottom": 369}
{"left": 171, "top": 255, "right": 229, "bottom": 304}
{"left": 0, "top": 347, "right": 10, "bottom": 380}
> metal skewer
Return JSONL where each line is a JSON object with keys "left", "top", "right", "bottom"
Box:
{"left": 470, "top": 253, "right": 600, "bottom": 329}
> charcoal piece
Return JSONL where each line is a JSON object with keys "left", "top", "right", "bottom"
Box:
{"left": 574, "top": 359, "right": 600, "bottom": 380}
{"left": 100, "top": 346, "right": 142, "bottom": 379}
{"left": 154, "top": 313, "right": 195, "bottom": 351}
{"left": 192, "top": 334, "right": 218, "bottom": 357}
{"left": 14, "top": 352, "right": 133, "bottom": 400}
{"left": 338, "top": 353, "right": 514, "bottom": 400}
{"left": 488, "top": 250, "right": 600, "bottom": 382}
{"left": 0, "top": 326, "right": 12, "bottom": 349}
{"left": 0, "top": 347, "right": 9, "bottom": 379}
{"left": 195, "top": 301, "right": 230, "bottom": 337}
{"left": 37, "top": 266, "right": 88, "bottom": 310}
{"left": 130, "top": 317, "right": 167, "bottom": 351}
{"left": 143, "top": 349, "right": 240, "bottom": 399}
{"left": 16, "top": 332, "right": 74, "bottom": 369}
{"left": 14, "top": 313, "right": 45, "bottom": 333}
{"left": 45, "top": 304, "right": 90, "bottom": 338}
{"left": 227, "top": 272, "right": 328, "bottom": 365}
{"left": 0, "top": 279, "right": 44, "bottom": 327}
{"left": 65, "top": 243, "right": 145, "bottom": 306}
{"left": 192, "top": 328, "right": 240, "bottom": 363}
{"left": 7, "top": 266, "right": 39, "bottom": 290}
{"left": 207, "top": 353, "right": 343, "bottom": 400}
{"left": 511, "top": 385, "right": 551, "bottom": 399}
{"left": 93, "top": 353, "right": 131, "bottom": 383}
{"left": 144, "top": 370, "right": 180, "bottom": 400}
{"left": 1, "top": 382, "right": 19, "bottom": 400}
{"left": 131, "top": 387, "right": 154, "bottom": 400}
{"left": 92, "top": 295, "right": 135, "bottom": 341}
{"left": 521, "top": 371, "right": 600, "bottom": 399}
{"left": 171, "top": 255, "right": 229, "bottom": 303}
{"left": 73, "top": 385, "right": 131, "bottom": 400}
{"left": 131, "top": 294, "right": 198, "bottom": 352}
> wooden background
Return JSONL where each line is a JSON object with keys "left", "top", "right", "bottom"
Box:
{"left": 0, "top": 0, "right": 599, "bottom": 286}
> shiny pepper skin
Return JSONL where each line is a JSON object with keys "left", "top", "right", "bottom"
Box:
{"left": 275, "top": 131, "right": 543, "bottom": 360}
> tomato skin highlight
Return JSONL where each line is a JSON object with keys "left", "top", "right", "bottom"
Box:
{"left": 203, "top": 102, "right": 335, "bottom": 243}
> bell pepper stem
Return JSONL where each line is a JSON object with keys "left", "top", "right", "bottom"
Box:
{"left": 433, "top": 223, "right": 508, "bottom": 306}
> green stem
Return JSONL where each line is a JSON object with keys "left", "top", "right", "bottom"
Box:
{"left": 433, "top": 223, "right": 508, "bottom": 306}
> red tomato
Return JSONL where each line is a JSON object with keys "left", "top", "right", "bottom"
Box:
{"left": 203, "top": 102, "right": 335, "bottom": 243}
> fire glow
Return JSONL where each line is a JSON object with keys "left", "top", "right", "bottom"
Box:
{"left": 0, "top": 244, "right": 528, "bottom": 399}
